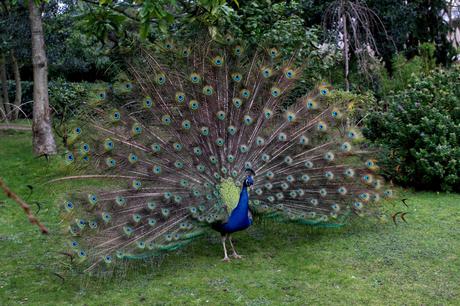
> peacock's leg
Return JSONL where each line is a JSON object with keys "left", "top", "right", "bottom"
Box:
{"left": 221, "top": 234, "right": 230, "bottom": 262}
{"left": 229, "top": 235, "right": 242, "bottom": 259}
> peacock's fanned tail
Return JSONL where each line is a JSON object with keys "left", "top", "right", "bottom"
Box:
{"left": 59, "top": 36, "right": 393, "bottom": 272}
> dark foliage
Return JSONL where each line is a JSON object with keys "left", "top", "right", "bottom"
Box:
{"left": 364, "top": 66, "right": 460, "bottom": 191}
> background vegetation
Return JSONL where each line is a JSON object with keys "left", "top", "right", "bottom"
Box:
{"left": 365, "top": 65, "right": 460, "bottom": 191}
{"left": 0, "top": 0, "right": 459, "bottom": 304}
{"left": 1, "top": 0, "right": 459, "bottom": 189}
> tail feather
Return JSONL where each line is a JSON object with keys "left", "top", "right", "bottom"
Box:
{"left": 57, "top": 36, "right": 393, "bottom": 272}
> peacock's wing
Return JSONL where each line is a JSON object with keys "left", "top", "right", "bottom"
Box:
{"left": 59, "top": 35, "right": 392, "bottom": 272}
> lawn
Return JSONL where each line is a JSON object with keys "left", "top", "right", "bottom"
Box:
{"left": 0, "top": 130, "right": 459, "bottom": 305}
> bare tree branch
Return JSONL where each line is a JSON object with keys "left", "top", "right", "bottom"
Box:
{"left": 322, "top": 0, "right": 394, "bottom": 88}
{"left": 0, "top": 177, "right": 49, "bottom": 234}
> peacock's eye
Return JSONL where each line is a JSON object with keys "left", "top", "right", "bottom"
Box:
{"left": 241, "top": 89, "right": 250, "bottom": 98}
{"left": 285, "top": 69, "right": 295, "bottom": 79}
{"left": 213, "top": 56, "right": 224, "bottom": 66}
{"left": 269, "top": 48, "right": 279, "bottom": 58}
{"left": 232, "top": 72, "right": 242, "bottom": 82}
{"left": 271, "top": 87, "right": 280, "bottom": 97}
{"left": 203, "top": 85, "right": 214, "bottom": 95}
{"left": 262, "top": 68, "right": 272, "bottom": 78}
{"left": 176, "top": 92, "right": 185, "bottom": 103}
{"left": 189, "top": 100, "right": 199, "bottom": 110}
{"left": 156, "top": 75, "right": 166, "bottom": 85}
{"left": 234, "top": 46, "right": 242, "bottom": 56}
{"left": 190, "top": 73, "right": 201, "bottom": 83}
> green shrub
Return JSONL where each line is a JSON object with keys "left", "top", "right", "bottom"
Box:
{"left": 364, "top": 65, "right": 460, "bottom": 191}
{"left": 369, "top": 43, "right": 437, "bottom": 100}
{"left": 48, "top": 79, "right": 94, "bottom": 145}
{"left": 49, "top": 78, "right": 89, "bottom": 119}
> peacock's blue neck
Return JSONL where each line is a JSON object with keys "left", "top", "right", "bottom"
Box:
{"left": 237, "top": 185, "right": 249, "bottom": 212}
{"left": 227, "top": 184, "right": 248, "bottom": 218}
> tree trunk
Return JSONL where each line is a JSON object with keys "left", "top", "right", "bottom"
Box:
{"left": 11, "top": 51, "right": 22, "bottom": 120}
{"left": 0, "top": 69, "right": 6, "bottom": 120}
{"left": 0, "top": 54, "right": 11, "bottom": 120}
{"left": 342, "top": 12, "right": 350, "bottom": 92}
{"left": 28, "top": 1, "right": 56, "bottom": 155}
{"left": 0, "top": 81, "right": 4, "bottom": 121}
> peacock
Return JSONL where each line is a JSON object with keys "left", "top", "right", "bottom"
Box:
{"left": 57, "top": 34, "right": 394, "bottom": 272}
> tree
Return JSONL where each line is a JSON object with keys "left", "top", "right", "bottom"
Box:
{"left": 0, "top": 55, "right": 10, "bottom": 119}
{"left": 1, "top": 1, "right": 30, "bottom": 120}
{"left": 322, "top": 0, "right": 389, "bottom": 91}
{"left": 28, "top": 0, "right": 56, "bottom": 155}
{"left": 10, "top": 50, "right": 21, "bottom": 120}
{"left": 366, "top": 0, "right": 453, "bottom": 67}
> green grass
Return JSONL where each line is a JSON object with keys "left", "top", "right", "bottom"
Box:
{"left": 1, "top": 130, "right": 459, "bottom": 305}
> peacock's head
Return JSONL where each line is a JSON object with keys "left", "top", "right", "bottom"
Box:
{"left": 244, "top": 168, "right": 255, "bottom": 190}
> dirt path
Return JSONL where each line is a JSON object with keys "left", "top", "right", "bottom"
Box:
{"left": 0, "top": 124, "right": 32, "bottom": 131}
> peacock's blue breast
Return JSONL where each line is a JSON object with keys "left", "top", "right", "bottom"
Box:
{"left": 221, "top": 214, "right": 252, "bottom": 233}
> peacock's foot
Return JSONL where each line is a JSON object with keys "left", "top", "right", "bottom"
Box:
{"left": 222, "top": 256, "right": 231, "bottom": 262}
{"left": 232, "top": 253, "right": 243, "bottom": 259}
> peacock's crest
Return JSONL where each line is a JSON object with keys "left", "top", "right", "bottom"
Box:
{"left": 57, "top": 35, "right": 394, "bottom": 272}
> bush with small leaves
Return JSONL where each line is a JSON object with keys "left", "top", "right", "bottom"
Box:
{"left": 364, "top": 66, "right": 460, "bottom": 191}
{"left": 48, "top": 79, "right": 101, "bottom": 145}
